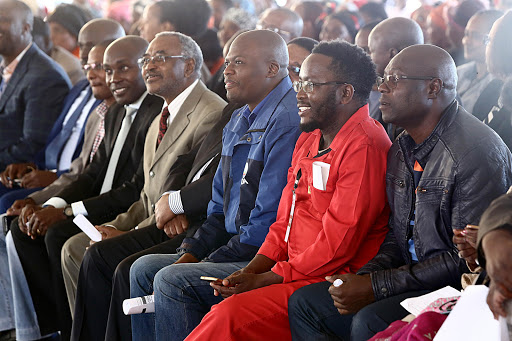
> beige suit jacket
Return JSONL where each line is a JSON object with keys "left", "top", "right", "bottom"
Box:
{"left": 28, "top": 104, "right": 103, "bottom": 204}
{"left": 107, "top": 81, "right": 226, "bottom": 231}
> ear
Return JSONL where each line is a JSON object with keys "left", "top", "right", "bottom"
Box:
{"left": 389, "top": 48, "right": 398, "bottom": 59}
{"left": 266, "top": 61, "right": 280, "bottom": 78}
{"left": 183, "top": 58, "right": 196, "bottom": 78}
{"left": 427, "top": 78, "right": 443, "bottom": 99}
{"left": 338, "top": 84, "right": 355, "bottom": 104}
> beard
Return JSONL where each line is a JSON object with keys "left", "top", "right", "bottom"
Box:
{"left": 300, "top": 89, "right": 337, "bottom": 132}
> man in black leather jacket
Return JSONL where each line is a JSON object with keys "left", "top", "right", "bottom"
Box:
{"left": 287, "top": 44, "right": 512, "bottom": 341}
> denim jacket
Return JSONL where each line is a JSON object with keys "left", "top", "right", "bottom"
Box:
{"left": 358, "top": 101, "right": 512, "bottom": 300}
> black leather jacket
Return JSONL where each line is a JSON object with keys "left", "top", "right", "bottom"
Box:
{"left": 358, "top": 101, "right": 512, "bottom": 300}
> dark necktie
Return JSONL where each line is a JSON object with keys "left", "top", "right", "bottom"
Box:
{"left": 156, "top": 106, "right": 170, "bottom": 148}
{"left": 45, "top": 88, "right": 93, "bottom": 170}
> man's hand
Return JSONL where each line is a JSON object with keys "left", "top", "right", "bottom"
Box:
{"left": 154, "top": 194, "right": 176, "bottom": 229}
{"left": 482, "top": 229, "right": 512, "bottom": 318}
{"left": 18, "top": 203, "right": 43, "bottom": 234}
{"left": 211, "top": 269, "right": 283, "bottom": 298}
{"left": 453, "top": 225, "right": 479, "bottom": 271}
{"left": 20, "top": 170, "right": 58, "bottom": 189}
{"left": 0, "top": 163, "right": 35, "bottom": 188}
{"left": 7, "top": 198, "right": 36, "bottom": 216}
{"left": 96, "top": 225, "right": 125, "bottom": 240}
{"left": 174, "top": 252, "right": 199, "bottom": 264}
{"left": 326, "top": 274, "right": 375, "bottom": 315}
{"left": 26, "top": 206, "right": 66, "bottom": 239}
{"left": 162, "top": 214, "right": 189, "bottom": 238}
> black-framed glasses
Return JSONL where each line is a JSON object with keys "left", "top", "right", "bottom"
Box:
{"left": 82, "top": 63, "right": 103, "bottom": 71}
{"left": 137, "top": 55, "right": 186, "bottom": 68}
{"left": 287, "top": 65, "right": 300, "bottom": 75}
{"left": 377, "top": 74, "right": 438, "bottom": 89}
{"left": 292, "top": 80, "right": 348, "bottom": 93}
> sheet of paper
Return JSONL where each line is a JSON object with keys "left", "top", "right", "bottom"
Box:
{"left": 400, "top": 286, "right": 461, "bottom": 316}
{"left": 434, "top": 285, "right": 500, "bottom": 340}
{"left": 312, "top": 161, "right": 330, "bottom": 191}
{"left": 73, "top": 214, "right": 102, "bottom": 242}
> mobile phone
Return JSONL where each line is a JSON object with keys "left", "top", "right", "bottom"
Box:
{"left": 465, "top": 225, "right": 480, "bottom": 230}
{"left": 2, "top": 214, "right": 15, "bottom": 235}
{"left": 200, "top": 276, "right": 222, "bottom": 282}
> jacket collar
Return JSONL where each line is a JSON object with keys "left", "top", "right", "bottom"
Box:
{"left": 399, "top": 100, "right": 459, "bottom": 167}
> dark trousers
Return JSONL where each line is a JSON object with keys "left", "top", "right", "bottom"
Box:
{"left": 71, "top": 222, "right": 200, "bottom": 341}
{"left": 288, "top": 281, "right": 430, "bottom": 341}
{"left": 10, "top": 214, "right": 117, "bottom": 340}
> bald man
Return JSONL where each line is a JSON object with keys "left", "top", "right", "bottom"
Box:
{"left": 367, "top": 17, "right": 423, "bottom": 138}
{"left": 8, "top": 36, "right": 163, "bottom": 340}
{"left": 288, "top": 44, "right": 512, "bottom": 341}
{"left": 129, "top": 30, "right": 301, "bottom": 341}
{"left": 257, "top": 7, "right": 304, "bottom": 43}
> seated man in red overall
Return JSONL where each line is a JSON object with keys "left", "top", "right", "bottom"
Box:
{"left": 186, "top": 39, "right": 392, "bottom": 340}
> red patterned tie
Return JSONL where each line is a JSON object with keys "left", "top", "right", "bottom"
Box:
{"left": 156, "top": 106, "right": 170, "bottom": 148}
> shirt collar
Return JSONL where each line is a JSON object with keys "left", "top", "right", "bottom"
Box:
{"left": 164, "top": 78, "right": 199, "bottom": 112}
{"left": 125, "top": 91, "right": 148, "bottom": 112}
{"left": 1, "top": 43, "right": 32, "bottom": 80}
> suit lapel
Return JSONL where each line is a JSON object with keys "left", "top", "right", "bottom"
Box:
{"left": 151, "top": 82, "right": 205, "bottom": 166}
{"left": 0, "top": 45, "right": 35, "bottom": 112}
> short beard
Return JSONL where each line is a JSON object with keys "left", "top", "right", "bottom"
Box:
{"left": 299, "top": 89, "right": 337, "bottom": 133}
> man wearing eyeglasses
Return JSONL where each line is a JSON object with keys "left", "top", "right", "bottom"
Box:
{"left": 8, "top": 35, "right": 163, "bottom": 340}
{"left": 288, "top": 44, "right": 512, "bottom": 341}
{"left": 185, "top": 39, "right": 391, "bottom": 341}
{"left": 257, "top": 7, "right": 303, "bottom": 43}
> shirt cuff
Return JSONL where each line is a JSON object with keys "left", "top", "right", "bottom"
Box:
{"left": 168, "top": 190, "right": 185, "bottom": 215}
{"left": 43, "top": 197, "right": 67, "bottom": 208}
{"left": 71, "top": 201, "right": 88, "bottom": 216}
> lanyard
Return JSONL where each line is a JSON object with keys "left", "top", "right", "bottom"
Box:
{"left": 284, "top": 169, "right": 302, "bottom": 242}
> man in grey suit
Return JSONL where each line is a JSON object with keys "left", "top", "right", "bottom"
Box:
{"left": 0, "top": 0, "right": 71, "bottom": 171}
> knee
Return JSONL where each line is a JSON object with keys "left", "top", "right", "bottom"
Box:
{"left": 350, "top": 304, "right": 377, "bottom": 340}
{"left": 129, "top": 255, "right": 156, "bottom": 292}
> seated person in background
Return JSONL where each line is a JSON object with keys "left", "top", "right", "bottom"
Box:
{"left": 217, "top": 7, "right": 256, "bottom": 48}
{"left": 257, "top": 7, "right": 303, "bottom": 43}
{"left": 186, "top": 39, "right": 392, "bottom": 341}
{"left": 483, "top": 11, "right": 512, "bottom": 150}
{"left": 32, "top": 17, "right": 85, "bottom": 85}
{"left": 129, "top": 29, "right": 301, "bottom": 341}
{"left": 287, "top": 44, "right": 512, "bottom": 341}
{"left": 319, "top": 11, "right": 357, "bottom": 43}
{"left": 457, "top": 9, "right": 503, "bottom": 119}
{"left": 286, "top": 37, "right": 318, "bottom": 84}
{"left": 0, "top": 0, "right": 71, "bottom": 171}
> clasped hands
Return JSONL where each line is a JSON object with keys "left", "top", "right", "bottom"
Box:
{"left": 211, "top": 268, "right": 283, "bottom": 298}
{"left": 0, "top": 163, "right": 57, "bottom": 189}
{"left": 154, "top": 194, "right": 189, "bottom": 238}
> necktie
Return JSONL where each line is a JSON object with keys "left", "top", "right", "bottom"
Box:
{"left": 156, "top": 106, "right": 170, "bottom": 148}
{"left": 100, "top": 106, "right": 137, "bottom": 194}
{"left": 89, "top": 101, "right": 108, "bottom": 162}
{"left": 45, "top": 88, "right": 93, "bottom": 170}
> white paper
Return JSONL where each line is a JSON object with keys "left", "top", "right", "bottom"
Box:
{"left": 434, "top": 285, "right": 500, "bottom": 340}
{"left": 73, "top": 214, "right": 102, "bottom": 242}
{"left": 400, "top": 286, "right": 461, "bottom": 316}
{"left": 123, "top": 295, "right": 155, "bottom": 315}
{"left": 312, "top": 161, "right": 330, "bottom": 191}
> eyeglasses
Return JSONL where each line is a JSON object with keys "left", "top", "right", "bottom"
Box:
{"left": 137, "top": 55, "right": 186, "bottom": 68}
{"left": 82, "top": 63, "right": 103, "bottom": 71}
{"left": 377, "top": 74, "right": 438, "bottom": 89}
{"left": 256, "top": 24, "right": 292, "bottom": 38}
{"left": 292, "top": 80, "right": 348, "bottom": 93}
{"left": 287, "top": 65, "right": 300, "bottom": 75}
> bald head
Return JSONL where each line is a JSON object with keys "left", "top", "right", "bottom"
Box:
{"left": 388, "top": 44, "right": 457, "bottom": 99}
{"left": 78, "top": 18, "right": 125, "bottom": 64}
{"left": 368, "top": 17, "right": 424, "bottom": 76}
{"left": 106, "top": 35, "right": 148, "bottom": 59}
{"left": 258, "top": 8, "right": 303, "bottom": 42}
{"left": 234, "top": 30, "right": 289, "bottom": 76}
{"left": 224, "top": 30, "right": 289, "bottom": 110}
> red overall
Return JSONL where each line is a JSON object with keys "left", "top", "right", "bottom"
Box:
{"left": 186, "top": 106, "right": 392, "bottom": 341}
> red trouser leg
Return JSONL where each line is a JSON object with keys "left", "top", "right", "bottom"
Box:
{"left": 186, "top": 279, "right": 320, "bottom": 341}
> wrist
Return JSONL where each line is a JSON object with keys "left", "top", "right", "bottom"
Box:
{"left": 261, "top": 271, "right": 283, "bottom": 286}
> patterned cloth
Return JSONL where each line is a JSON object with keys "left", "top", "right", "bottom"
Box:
{"left": 89, "top": 101, "right": 109, "bottom": 162}
{"left": 156, "top": 106, "right": 170, "bottom": 148}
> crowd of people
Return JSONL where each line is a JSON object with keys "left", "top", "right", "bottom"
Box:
{"left": 1, "top": 0, "right": 512, "bottom": 340}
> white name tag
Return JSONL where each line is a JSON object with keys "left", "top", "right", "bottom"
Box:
{"left": 312, "top": 161, "right": 330, "bottom": 191}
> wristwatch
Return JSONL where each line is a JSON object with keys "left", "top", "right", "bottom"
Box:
{"left": 63, "top": 205, "right": 74, "bottom": 218}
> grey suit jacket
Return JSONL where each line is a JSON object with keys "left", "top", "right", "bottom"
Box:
{"left": 107, "top": 81, "right": 226, "bottom": 231}
{"left": 28, "top": 103, "right": 105, "bottom": 204}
